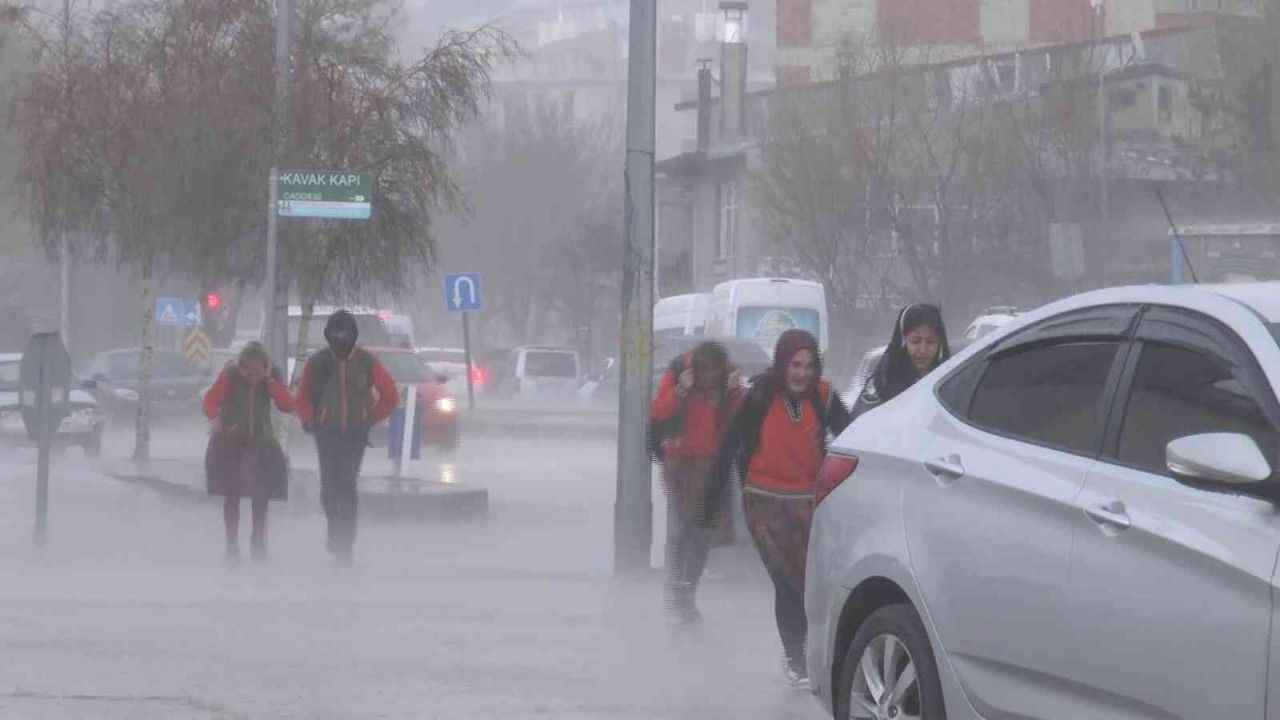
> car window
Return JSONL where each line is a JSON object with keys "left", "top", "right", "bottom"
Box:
{"left": 524, "top": 351, "right": 577, "bottom": 378}
{"left": 377, "top": 352, "right": 430, "bottom": 383}
{"left": 1117, "top": 343, "right": 1277, "bottom": 475}
{"left": 109, "top": 353, "right": 141, "bottom": 379}
{"left": 968, "top": 341, "right": 1120, "bottom": 455}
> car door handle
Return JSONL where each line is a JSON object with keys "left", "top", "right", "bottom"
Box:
{"left": 924, "top": 455, "right": 965, "bottom": 481}
{"left": 1084, "top": 502, "right": 1132, "bottom": 531}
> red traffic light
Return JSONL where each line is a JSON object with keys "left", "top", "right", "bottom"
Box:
{"left": 205, "top": 292, "right": 222, "bottom": 311}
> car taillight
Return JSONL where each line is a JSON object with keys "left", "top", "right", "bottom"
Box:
{"left": 470, "top": 367, "right": 487, "bottom": 386}
{"left": 815, "top": 453, "right": 859, "bottom": 507}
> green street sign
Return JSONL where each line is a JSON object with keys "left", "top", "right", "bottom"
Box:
{"left": 277, "top": 170, "right": 372, "bottom": 220}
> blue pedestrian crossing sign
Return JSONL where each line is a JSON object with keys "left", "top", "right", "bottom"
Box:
{"left": 156, "top": 297, "right": 201, "bottom": 327}
{"left": 444, "top": 273, "right": 482, "bottom": 312}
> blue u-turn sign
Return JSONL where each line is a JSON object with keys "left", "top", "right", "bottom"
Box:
{"left": 444, "top": 274, "right": 482, "bottom": 312}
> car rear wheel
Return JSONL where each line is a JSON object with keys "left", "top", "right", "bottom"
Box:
{"left": 835, "top": 604, "right": 945, "bottom": 720}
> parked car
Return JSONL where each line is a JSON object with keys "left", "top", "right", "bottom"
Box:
{"left": 807, "top": 283, "right": 1280, "bottom": 720}
{"left": 0, "top": 353, "right": 106, "bottom": 456}
{"left": 954, "top": 305, "right": 1021, "bottom": 351}
{"left": 83, "top": 348, "right": 209, "bottom": 417}
{"left": 416, "top": 346, "right": 487, "bottom": 398}
{"left": 498, "top": 346, "right": 581, "bottom": 399}
{"left": 370, "top": 347, "right": 459, "bottom": 450}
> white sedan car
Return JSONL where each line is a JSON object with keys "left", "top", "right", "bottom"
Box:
{"left": 807, "top": 283, "right": 1280, "bottom": 719}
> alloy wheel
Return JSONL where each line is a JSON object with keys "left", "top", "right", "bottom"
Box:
{"left": 849, "top": 633, "right": 921, "bottom": 720}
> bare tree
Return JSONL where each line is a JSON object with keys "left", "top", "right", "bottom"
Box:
{"left": 445, "top": 97, "right": 622, "bottom": 355}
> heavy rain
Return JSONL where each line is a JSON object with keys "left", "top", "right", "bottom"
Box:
{"left": 1, "top": 0, "right": 1279, "bottom": 718}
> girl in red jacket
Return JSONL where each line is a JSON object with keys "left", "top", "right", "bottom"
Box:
{"left": 651, "top": 341, "right": 744, "bottom": 624}
{"left": 203, "top": 342, "right": 294, "bottom": 562}
{"left": 711, "top": 329, "right": 851, "bottom": 686}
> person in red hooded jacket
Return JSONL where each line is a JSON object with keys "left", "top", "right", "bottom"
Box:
{"left": 651, "top": 340, "right": 744, "bottom": 624}
{"left": 294, "top": 310, "right": 398, "bottom": 566}
{"left": 203, "top": 342, "right": 294, "bottom": 563}
{"left": 710, "top": 329, "right": 851, "bottom": 687}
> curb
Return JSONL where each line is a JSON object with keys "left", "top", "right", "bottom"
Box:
{"left": 461, "top": 410, "right": 617, "bottom": 440}
{"left": 102, "top": 460, "right": 489, "bottom": 521}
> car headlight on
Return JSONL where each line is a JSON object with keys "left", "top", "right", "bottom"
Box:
{"left": 435, "top": 398, "right": 457, "bottom": 414}
{"left": 113, "top": 388, "right": 140, "bottom": 402}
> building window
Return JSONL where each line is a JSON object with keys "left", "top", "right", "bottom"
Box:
{"left": 1109, "top": 87, "right": 1138, "bottom": 109}
{"left": 1158, "top": 84, "right": 1173, "bottom": 125}
{"left": 718, "top": 180, "right": 740, "bottom": 260}
{"left": 777, "top": 0, "right": 812, "bottom": 47}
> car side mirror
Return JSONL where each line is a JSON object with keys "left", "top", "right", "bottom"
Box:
{"left": 1167, "top": 433, "right": 1272, "bottom": 486}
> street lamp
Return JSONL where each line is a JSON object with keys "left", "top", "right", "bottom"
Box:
{"left": 719, "top": 1, "right": 748, "bottom": 44}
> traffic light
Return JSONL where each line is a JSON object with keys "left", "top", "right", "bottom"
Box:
{"left": 202, "top": 291, "right": 231, "bottom": 346}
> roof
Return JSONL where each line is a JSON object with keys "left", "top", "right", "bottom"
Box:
{"left": 673, "top": 25, "right": 1201, "bottom": 112}
{"left": 1172, "top": 223, "right": 1280, "bottom": 237}
{"left": 974, "top": 282, "right": 1280, "bottom": 342}
{"left": 1202, "top": 283, "right": 1280, "bottom": 322}
{"left": 515, "top": 346, "right": 578, "bottom": 353}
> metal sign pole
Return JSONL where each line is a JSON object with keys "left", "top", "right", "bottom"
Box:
{"left": 34, "top": 354, "right": 50, "bottom": 548}
{"left": 462, "top": 312, "right": 476, "bottom": 411}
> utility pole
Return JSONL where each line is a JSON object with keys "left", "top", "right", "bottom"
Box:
{"left": 614, "top": 0, "right": 656, "bottom": 576}
{"left": 263, "top": 0, "right": 292, "bottom": 367}
{"left": 59, "top": 0, "right": 71, "bottom": 357}
{"left": 1092, "top": 0, "right": 1109, "bottom": 283}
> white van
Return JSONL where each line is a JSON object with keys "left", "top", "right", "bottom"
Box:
{"left": 653, "top": 293, "right": 709, "bottom": 339}
{"left": 705, "top": 278, "right": 828, "bottom": 354}
{"left": 509, "top": 346, "right": 581, "bottom": 399}
{"left": 382, "top": 313, "right": 416, "bottom": 348}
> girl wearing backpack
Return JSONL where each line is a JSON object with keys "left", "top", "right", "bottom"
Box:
{"left": 710, "top": 329, "right": 851, "bottom": 687}
{"left": 650, "top": 341, "right": 744, "bottom": 625}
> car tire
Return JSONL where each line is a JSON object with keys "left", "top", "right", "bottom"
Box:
{"left": 834, "top": 604, "right": 945, "bottom": 720}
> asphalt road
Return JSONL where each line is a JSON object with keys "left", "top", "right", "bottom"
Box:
{"left": 0, "top": 418, "right": 829, "bottom": 720}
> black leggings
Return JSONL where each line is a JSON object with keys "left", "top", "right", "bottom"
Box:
{"left": 223, "top": 495, "right": 268, "bottom": 548}
{"left": 316, "top": 428, "right": 368, "bottom": 558}
{"left": 766, "top": 562, "right": 807, "bottom": 668}
{"left": 743, "top": 489, "right": 813, "bottom": 670}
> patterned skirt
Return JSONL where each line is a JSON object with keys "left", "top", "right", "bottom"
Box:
{"left": 205, "top": 433, "right": 288, "bottom": 501}
{"left": 662, "top": 455, "right": 735, "bottom": 545}
{"left": 742, "top": 484, "right": 814, "bottom": 588}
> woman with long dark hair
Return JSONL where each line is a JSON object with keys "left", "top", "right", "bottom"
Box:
{"left": 853, "top": 303, "right": 951, "bottom": 417}
{"left": 710, "top": 329, "right": 851, "bottom": 686}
